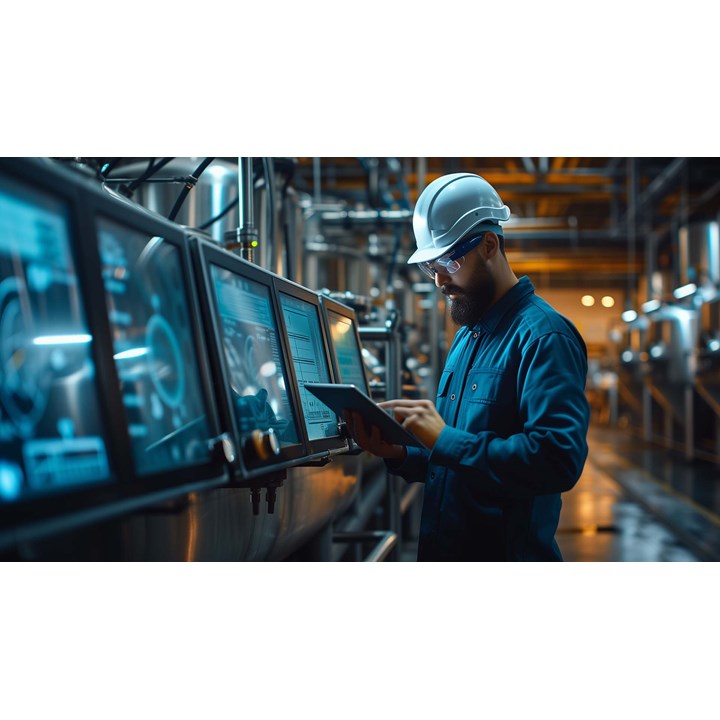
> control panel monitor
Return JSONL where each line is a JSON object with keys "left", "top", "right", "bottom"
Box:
{"left": 196, "top": 241, "right": 307, "bottom": 474}
{"left": 275, "top": 279, "right": 347, "bottom": 455}
{"left": 0, "top": 168, "right": 112, "bottom": 510}
{"left": 320, "top": 296, "right": 371, "bottom": 396}
{"left": 97, "top": 217, "right": 216, "bottom": 477}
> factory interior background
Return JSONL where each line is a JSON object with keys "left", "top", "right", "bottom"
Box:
{"left": 3, "top": 155, "right": 720, "bottom": 563}
{"left": 3, "top": 10, "right": 718, "bottom": 712}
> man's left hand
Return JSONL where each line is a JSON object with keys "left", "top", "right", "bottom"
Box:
{"left": 379, "top": 399, "right": 446, "bottom": 449}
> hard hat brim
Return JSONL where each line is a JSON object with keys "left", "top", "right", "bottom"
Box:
{"left": 407, "top": 221, "right": 506, "bottom": 265}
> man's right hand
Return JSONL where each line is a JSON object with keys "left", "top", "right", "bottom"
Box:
{"left": 343, "top": 410, "right": 407, "bottom": 462}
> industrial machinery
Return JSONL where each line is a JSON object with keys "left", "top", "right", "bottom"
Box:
{"left": 642, "top": 302, "right": 699, "bottom": 460}
{"left": 0, "top": 157, "right": 430, "bottom": 561}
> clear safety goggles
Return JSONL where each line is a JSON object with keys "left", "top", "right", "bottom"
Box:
{"left": 417, "top": 232, "right": 486, "bottom": 280}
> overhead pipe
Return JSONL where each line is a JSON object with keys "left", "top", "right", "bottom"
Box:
{"left": 612, "top": 158, "right": 688, "bottom": 238}
{"left": 316, "top": 208, "right": 413, "bottom": 225}
{"left": 224, "top": 157, "right": 259, "bottom": 263}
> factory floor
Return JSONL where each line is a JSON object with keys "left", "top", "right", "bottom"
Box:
{"left": 398, "top": 422, "right": 720, "bottom": 562}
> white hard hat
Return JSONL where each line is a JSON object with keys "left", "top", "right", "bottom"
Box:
{"left": 409, "top": 173, "right": 511, "bottom": 264}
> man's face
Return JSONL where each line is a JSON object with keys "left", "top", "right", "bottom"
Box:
{"left": 435, "top": 244, "right": 497, "bottom": 327}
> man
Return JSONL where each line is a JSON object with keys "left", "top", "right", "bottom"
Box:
{"left": 345, "top": 172, "right": 590, "bottom": 561}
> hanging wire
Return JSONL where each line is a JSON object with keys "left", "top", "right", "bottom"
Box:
{"left": 167, "top": 157, "right": 215, "bottom": 222}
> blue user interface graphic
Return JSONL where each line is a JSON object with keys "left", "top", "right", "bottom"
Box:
{"left": 98, "top": 219, "right": 212, "bottom": 476}
{"left": 0, "top": 174, "right": 110, "bottom": 504}
{"left": 327, "top": 311, "right": 369, "bottom": 393}
{"left": 210, "top": 265, "right": 299, "bottom": 447}
{"left": 279, "top": 293, "right": 338, "bottom": 441}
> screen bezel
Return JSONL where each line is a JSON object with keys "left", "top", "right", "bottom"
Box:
{"left": 193, "top": 238, "right": 311, "bottom": 478}
{"left": 273, "top": 276, "right": 349, "bottom": 457}
{"left": 0, "top": 159, "right": 228, "bottom": 551}
{"left": 319, "top": 295, "right": 371, "bottom": 396}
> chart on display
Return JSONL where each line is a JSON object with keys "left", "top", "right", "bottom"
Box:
{"left": 279, "top": 292, "right": 338, "bottom": 441}
{"left": 97, "top": 218, "right": 213, "bottom": 476}
{"left": 209, "top": 264, "right": 301, "bottom": 447}
{"left": 0, "top": 173, "right": 111, "bottom": 504}
{"left": 326, "top": 309, "right": 370, "bottom": 393}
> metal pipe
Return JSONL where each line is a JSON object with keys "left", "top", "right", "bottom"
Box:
{"left": 313, "top": 157, "right": 322, "bottom": 205}
{"left": 640, "top": 158, "right": 687, "bottom": 212}
{"left": 331, "top": 461, "right": 388, "bottom": 561}
{"left": 332, "top": 531, "right": 398, "bottom": 562}
{"left": 416, "top": 157, "right": 427, "bottom": 198}
{"left": 364, "top": 532, "right": 398, "bottom": 562}
{"left": 400, "top": 483, "right": 423, "bottom": 516}
{"left": 225, "top": 157, "right": 259, "bottom": 262}
{"left": 316, "top": 208, "right": 413, "bottom": 225}
{"left": 239, "top": 157, "right": 254, "bottom": 232}
{"left": 685, "top": 385, "right": 694, "bottom": 462}
{"left": 643, "top": 382, "right": 652, "bottom": 442}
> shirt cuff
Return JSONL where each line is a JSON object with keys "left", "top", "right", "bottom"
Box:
{"left": 429, "top": 425, "right": 472, "bottom": 467}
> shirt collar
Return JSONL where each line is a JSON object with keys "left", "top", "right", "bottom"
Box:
{"left": 474, "top": 276, "right": 535, "bottom": 335}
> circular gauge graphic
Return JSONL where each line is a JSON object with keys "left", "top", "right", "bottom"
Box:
{"left": 0, "top": 278, "right": 53, "bottom": 438}
{"left": 223, "top": 332, "right": 258, "bottom": 396}
{"left": 146, "top": 313, "right": 185, "bottom": 409}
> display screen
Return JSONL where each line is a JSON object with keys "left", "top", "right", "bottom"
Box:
{"left": 98, "top": 218, "right": 212, "bottom": 476}
{"left": 279, "top": 292, "right": 338, "bottom": 441}
{"left": 327, "top": 310, "right": 369, "bottom": 393}
{"left": 0, "top": 174, "right": 111, "bottom": 504}
{"left": 210, "top": 265, "right": 300, "bottom": 447}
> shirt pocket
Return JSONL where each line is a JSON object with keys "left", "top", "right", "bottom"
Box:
{"left": 435, "top": 369, "right": 454, "bottom": 418}
{"left": 437, "top": 369, "right": 453, "bottom": 399}
{"left": 464, "top": 367, "right": 510, "bottom": 405}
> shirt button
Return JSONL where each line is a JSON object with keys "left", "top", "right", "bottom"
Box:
{"left": 472, "top": 384, "right": 477, "bottom": 390}
{"left": 473, "top": 332, "right": 479, "bottom": 339}
{"left": 451, "top": 394, "right": 456, "bottom": 400}
{"left": 430, "top": 472, "right": 435, "bottom": 479}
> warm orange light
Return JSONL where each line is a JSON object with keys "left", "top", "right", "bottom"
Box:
{"left": 601, "top": 295, "right": 615, "bottom": 308}
{"left": 581, "top": 295, "right": 595, "bottom": 307}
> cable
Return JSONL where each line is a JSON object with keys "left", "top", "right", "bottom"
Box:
{"left": 167, "top": 157, "right": 215, "bottom": 222}
{"left": 110, "top": 157, "right": 175, "bottom": 197}
{"left": 198, "top": 194, "right": 239, "bottom": 230}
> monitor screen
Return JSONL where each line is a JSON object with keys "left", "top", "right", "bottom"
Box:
{"left": 97, "top": 218, "right": 213, "bottom": 476}
{"left": 278, "top": 291, "right": 339, "bottom": 441}
{"left": 0, "top": 173, "right": 111, "bottom": 505}
{"left": 326, "top": 309, "right": 369, "bottom": 393}
{"left": 209, "top": 264, "right": 301, "bottom": 448}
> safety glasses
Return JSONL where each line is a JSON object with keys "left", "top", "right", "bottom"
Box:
{"left": 417, "top": 232, "right": 486, "bottom": 280}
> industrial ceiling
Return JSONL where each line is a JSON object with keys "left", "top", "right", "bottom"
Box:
{"left": 293, "top": 157, "right": 720, "bottom": 290}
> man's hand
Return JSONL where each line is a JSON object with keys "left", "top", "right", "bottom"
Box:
{"left": 379, "top": 399, "right": 446, "bottom": 450}
{"left": 343, "top": 410, "right": 407, "bottom": 462}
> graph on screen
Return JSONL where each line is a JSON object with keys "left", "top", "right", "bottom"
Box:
{"left": 279, "top": 293, "right": 338, "bottom": 441}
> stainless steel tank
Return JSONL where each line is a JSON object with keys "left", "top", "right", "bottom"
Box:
{"left": 118, "top": 456, "right": 362, "bottom": 561}
{"left": 679, "top": 221, "right": 720, "bottom": 288}
{"left": 644, "top": 304, "right": 698, "bottom": 459}
{"left": 107, "top": 158, "right": 240, "bottom": 245}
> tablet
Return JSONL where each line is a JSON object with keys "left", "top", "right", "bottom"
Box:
{"left": 304, "top": 383, "right": 426, "bottom": 448}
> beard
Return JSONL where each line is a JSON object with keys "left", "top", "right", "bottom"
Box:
{"left": 444, "top": 268, "right": 497, "bottom": 327}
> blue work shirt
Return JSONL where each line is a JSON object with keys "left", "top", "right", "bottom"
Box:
{"left": 389, "top": 276, "right": 590, "bottom": 561}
